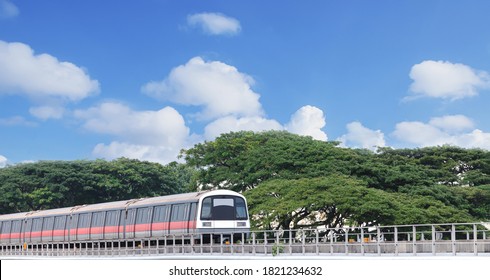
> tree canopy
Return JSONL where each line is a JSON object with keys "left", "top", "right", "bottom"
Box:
{"left": 1, "top": 130, "right": 488, "bottom": 229}
{"left": 0, "top": 158, "right": 195, "bottom": 214}
{"left": 183, "top": 131, "right": 490, "bottom": 229}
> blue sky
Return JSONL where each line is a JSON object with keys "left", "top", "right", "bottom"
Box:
{"left": 1, "top": 0, "right": 490, "bottom": 166}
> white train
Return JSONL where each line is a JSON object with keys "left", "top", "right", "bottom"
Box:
{"left": 0, "top": 190, "right": 250, "bottom": 245}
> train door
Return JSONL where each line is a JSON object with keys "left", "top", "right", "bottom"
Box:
{"left": 11, "top": 220, "right": 21, "bottom": 244}
{"left": 1, "top": 220, "right": 11, "bottom": 244}
{"left": 118, "top": 210, "right": 125, "bottom": 239}
{"left": 41, "top": 216, "right": 54, "bottom": 242}
{"left": 77, "top": 213, "right": 91, "bottom": 240}
{"left": 169, "top": 204, "right": 189, "bottom": 235}
{"left": 22, "top": 219, "right": 32, "bottom": 243}
{"left": 68, "top": 214, "right": 79, "bottom": 241}
{"left": 151, "top": 205, "right": 169, "bottom": 237}
{"left": 135, "top": 207, "right": 151, "bottom": 238}
{"left": 187, "top": 203, "right": 197, "bottom": 234}
{"left": 122, "top": 208, "right": 136, "bottom": 239}
{"left": 53, "top": 216, "right": 67, "bottom": 242}
{"left": 90, "top": 212, "right": 105, "bottom": 240}
{"left": 31, "top": 218, "right": 42, "bottom": 242}
{"left": 104, "top": 210, "right": 119, "bottom": 240}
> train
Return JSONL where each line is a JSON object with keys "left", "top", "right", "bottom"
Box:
{"left": 0, "top": 189, "right": 250, "bottom": 246}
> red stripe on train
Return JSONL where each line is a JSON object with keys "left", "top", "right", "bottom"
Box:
{"left": 0, "top": 221, "right": 198, "bottom": 240}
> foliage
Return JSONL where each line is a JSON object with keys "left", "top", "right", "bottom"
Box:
{"left": 181, "top": 131, "right": 363, "bottom": 192}
{"left": 183, "top": 131, "right": 490, "bottom": 226}
{"left": 246, "top": 176, "right": 398, "bottom": 230}
{"left": 245, "top": 176, "right": 471, "bottom": 230}
{"left": 0, "top": 158, "right": 194, "bottom": 214}
{"left": 2, "top": 130, "right": 489, "bottom": 227}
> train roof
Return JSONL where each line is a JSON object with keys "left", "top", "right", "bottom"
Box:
{"left": 0, "top": 189, "right": 243, "bottom": 221}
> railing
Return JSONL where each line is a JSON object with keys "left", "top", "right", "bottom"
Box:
{"left": 1, "top": 222, "right": 489, "bottom": 258}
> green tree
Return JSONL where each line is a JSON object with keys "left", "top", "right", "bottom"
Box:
{"left": 245, "top": 176, "right": 398, "bottom": 230}
{"left": 0, "top": 158, "right": 192, "bottom": 214}
{"left": 182, "top": 131, "right": 363, "bottom": 192}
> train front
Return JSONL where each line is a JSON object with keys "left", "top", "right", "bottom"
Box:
{"left": 195, "top": 190, "right": 250, "bottom": 243}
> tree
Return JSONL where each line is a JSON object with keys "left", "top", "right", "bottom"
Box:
{"left": 245, "top": 176, "right": 473, "bottom": 231}
{"left": 181, "top": 131, "right": 363, "bottom": 192}
{"left": 245, "top": 176, "right": 399, "bottom": 230}
{"left": 0, "top": 158, "right": 192, "bottom": 214}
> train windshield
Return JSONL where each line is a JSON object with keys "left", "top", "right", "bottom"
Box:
{"left": 200, "top": 196, "right": 248, "bottom": 220}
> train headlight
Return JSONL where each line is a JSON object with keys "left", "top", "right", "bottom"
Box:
{"left": 202, "top": 222, "right": 212, "bottom": 227}
{"left": 237, "top": 222, "right": 247, "bottom": 227}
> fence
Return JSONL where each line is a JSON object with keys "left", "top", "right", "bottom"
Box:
{"left": 1, "top": 222, "right": 489, "bottom": 258}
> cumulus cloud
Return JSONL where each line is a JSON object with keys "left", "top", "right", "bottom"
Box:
{"left": 0, "top": 41, "right": 100, "bottom": 119}
{"left": 0, "top": 116, "right": 36, "bottom": 126}
{"left": 0, "top": 155, "right": 7, "bottom": 168}
{"left": 408, "top": 60, "right": 490, "bottom": 100}
{"left": 338, "top": 122, "right": 386, "bottom": 151}
{"left": 92, "top": 142, "right": 182, "bottom": 165}
{"left": 393, "top": 115, "right": 490, "bottom": 149}
{"left": 428, "top": 115, "right": 474, "bottom": 133}
{"left": 0, "top": 0, "right": 18, "bottom": 19}
{"left": 285, "top": 105, "right": 328, "bottom": 141}
{"left": 187, "top": 12, "right": 241, "bottom": 36}
{"left": 142, "top": 56, "right": 262, "bottom": 120}
{"left": 204, "top": 116, "right": 282, "bottom": 140}
{"left": 29, "top": 105, "right": 65, "bottom": 120}
{"left": 74, "top": 102, "right": 190, "bottom": 163}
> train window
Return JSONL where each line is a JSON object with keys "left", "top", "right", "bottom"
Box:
{"left": 78, "top": 213, "right": 91, "bottom": 228}
{"left": 105, "top": 210, "right": 119, "bottom": 226}
{"left": 1, "top": 220, "right": 11, "bottom": 234}
{"left": 201, "top": 196, "right": 248, "bottom": 220}
{"left": 68, "top": 214, "right": 79, "bottom": 231}
{"left": 54, "top": 216, "right": 66, "bottom": 230}
{"left": 124, "top": 209, "right": 136, "bottom": 226}
{"left": 11, "top": 220, "right": 21, "bottom": 233}
{"left": 189, "top": 203, "right": 197, "bottom": 221}
{"left": 24, "top": 219, "right": 33, "bottom": 234}
{"left": 214, "top": 198, "right": 234, "bottom": 207}
{"left": 235, "top": 198, "right": 248, "bottom": 220}
{"left": 119, "top": 210, "right": 125, "bottom": 227}
{"left": 136, "top": 208, "right": 150, "bottom": 224}
{"left": 171, "top": 204, "right": 185, "bottom": 222}
{"left": 201, "top": 198, "right": 212, "bottom": 219}
{"left": 42, "top": 216, "right": 55, "bottom": 231}
{"left": 152, "top": 206, "right": 169, "bottom": 222}
{"left": 91, "top": 212, "right": 105, "bottom": 227}
{"left": 32, "top": 218, "right": 42, "bottom": 232}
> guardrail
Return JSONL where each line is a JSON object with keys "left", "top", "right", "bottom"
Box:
{"left": 1, "top": 222, "right": 489, "bottom": 258}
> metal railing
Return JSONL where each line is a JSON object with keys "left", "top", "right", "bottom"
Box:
{"left": 1, "top": 222, "right": 489, "bottom": 258}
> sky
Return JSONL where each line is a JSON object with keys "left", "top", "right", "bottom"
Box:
{"left": 1, "top": 0, "right": 490, "bottom": 167}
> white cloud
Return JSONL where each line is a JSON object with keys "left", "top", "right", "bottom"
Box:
{"left": 393, "top": 115, "right": 490, "bottom": 149}
{"left": 92, "top": 142, "right": 181, "bottom": 165}
{"left": 204, "top": 116, "right": 283, "bottom": 140}
{"left": 74, "top": 102, "right": 190, "bottom": 164}
{"left": 29, "top": 105, "right": 65, "bottom": 120}
{"left": 428, "top": 115, "right": 474, "bottom": 133}
{"left": 0, "top": 0, "right": 18, "bottom": 19}
{"left": 408, "top": 60, "right": 490, "bottom": 100}
{"left": 187, "top": 12, "right": 241, "bottom": 36}
{"left": 338, "top": 122, "right": 385, "bottom": 150}
{"left": 0, "top": 41, "right": 100, "bottom": 119}
{"left": 0, "top": 116, "right": 36, "bottom": 126}
{"left": 285, "top": 105, "right": 328, "bottom": 141}
{"left": 142, "top": 56, "right": 262, "bottom": 120}
{"left": 0, "top": 155, "right": 7, "bottom": 168}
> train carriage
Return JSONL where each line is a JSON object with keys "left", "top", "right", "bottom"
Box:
{"left": 0, "top": 190, "right": 250, "bottom": 246}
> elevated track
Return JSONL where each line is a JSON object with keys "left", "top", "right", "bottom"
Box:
{"left": 2, "top": 222, "right": 489, "bottom": 258}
